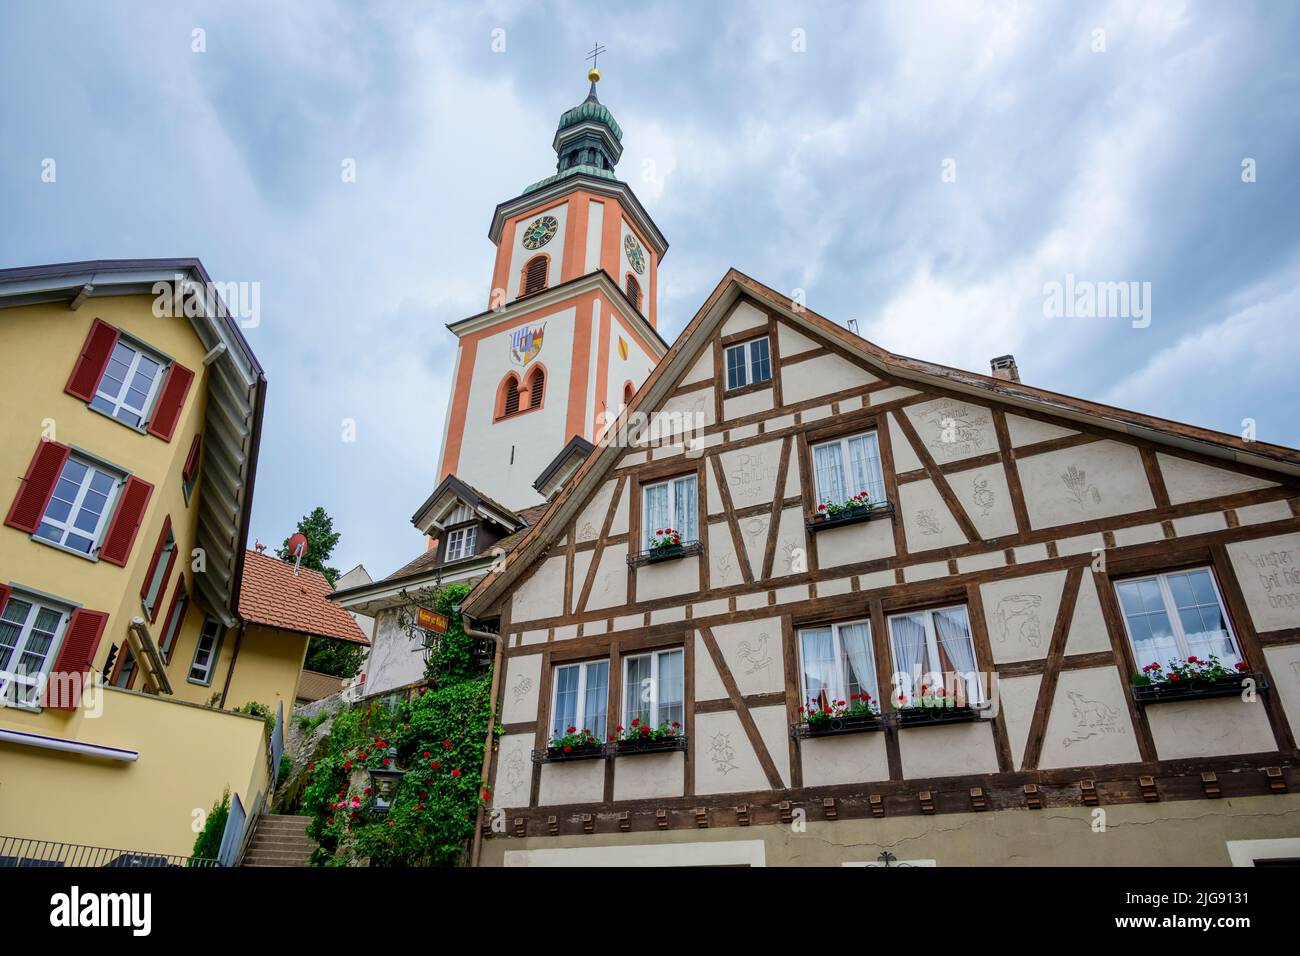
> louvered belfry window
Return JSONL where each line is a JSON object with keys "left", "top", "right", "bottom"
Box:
{"left": 503, "top": 377, "right": 521, "bottom": 416}
{"left": 522, "top": 256, "right": 548, "bottom": 296}
{"left": 626, "top": 274, "right": 641, "bottom": 311}
{"left": 529, "top": 368, "right": 544, "bottom": 408}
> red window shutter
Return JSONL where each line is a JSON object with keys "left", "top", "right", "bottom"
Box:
{"left": 183, "top": 434, "right": 202, "bottom": 482}
{"left": 160, "top": 578, "right": 186, "bottom": 663}
{"left": 44, "top": 608, "right": 109, "bottom": 711}
{"left": 64, "top": 319, "right": 120, "bottom": 402}
{"left": 146, "top": 362, "right": 195, "bottom": 442}
{"left": 140, "top": 515, "right": 176, "bottom": 622}
{"left": 4, "top": 441, "right": 70, "bottom": 534}
{"left": 0, "top": 584, "right": 10, "bottom": 617}
{"left": 99, "top": 476, "right": 154, "bottom": 566}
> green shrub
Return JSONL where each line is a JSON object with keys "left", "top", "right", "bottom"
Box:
{"left": 191, "top": 788, "right": 231, "bottom": 864}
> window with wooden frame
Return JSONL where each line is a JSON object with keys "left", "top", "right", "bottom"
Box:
{"left": 886, "top": 604, "right": 982, "bottom": 706}
{"left": 32, "top": 452, "right": 124, "bottom": 557}
{"left": 551, "top": 659, "right": 610, "bottom": 740}
{"left": 622, "top": 647, "right": 684, "bottom": 732}
{"left": 444, "top": 526, "right": 477, "bottom": 562}
{"left": 0, "top": 589, "right": 71, "bottom": 708}
{"left": 642, "top": 473, "right": 699, "bottom": 547}
{"left": 1113, "top": 567, "right": 1243, "bottom": 671}
{"left": 625, "top": 273, "right": 642, "bottom": 312}
{"left": 188, "top": 616, "right": 223, "bottom": 685}
{"left": 811, "top": 430, "right": 886, "bottom": 509}
{"left": 798, "top": 619, "right": 879, "bottom": 712}
{"left": 521, "top": 255, "right": 548, "bottom": 296}
{"left": 723, "top": 335, "right": 772, "bottom": 391}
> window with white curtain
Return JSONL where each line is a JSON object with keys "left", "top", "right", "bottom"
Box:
{"left": 622, "top": 648, "right": 685, "bottom": 730}
{"left": 886, "top": 604, "right": 981, "bottom": 706}
{"left": 551, "top": 659, "right": 610, "bottom": 739}
{"left": 642, "top": 474, "right": 699, "bottom": 547}
{"left": 798, "top": 619, "right": 878, "bottom": 710}
{"left": 1114, "top": 568, "right": 1241, "bottom": 669}
{"left": 0, "top": 591, "right": 70, "bottom": 707}
{"left": 724, "top": 336, "right": 772, "bottom": 391}
{"left": 811, "top": 431, "right": 886, "bottom": 508}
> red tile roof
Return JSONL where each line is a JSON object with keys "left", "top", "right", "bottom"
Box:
{"left": 239, "top": 549, "right": 370, "bottom": 644}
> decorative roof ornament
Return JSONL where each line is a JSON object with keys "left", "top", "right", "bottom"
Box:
{"left": 549, "top": 45, "right": 623, "bottom": 182}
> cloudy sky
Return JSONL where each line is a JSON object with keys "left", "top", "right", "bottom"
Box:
{"left": 2, "top": 1, "right": 1297, "bottom": 578}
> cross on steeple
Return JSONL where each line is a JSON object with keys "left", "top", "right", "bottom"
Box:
{"left": 586, "top": 42, "right": 606, "bottom": 73}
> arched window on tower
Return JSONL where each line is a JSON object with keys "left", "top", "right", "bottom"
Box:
{"left": 526, "top": 366, "right": 545, "bottom": 409}
{"left": 521, "top": 255, "right": 548, "bottom": 296}
{"left": 623, "top": 381, "right": 635, "bottom": 407}
{"left": 497, "top": 373, "right": 522, "bottom": 419}
{"left": 625, "top": 273, "right": 642, "bottom": 312}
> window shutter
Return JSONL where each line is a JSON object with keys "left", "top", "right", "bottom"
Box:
{"left": 64, "top": 319, "right": 120, "bottom": 402}
{"left": 0, "top": 584, "right": 10, "bottom": 617}
{"left": 626, "top": 275, "right": 641, "bottom": 311}
{"left": 146, "top": 361, "right": 195, "bottom": 442}
{"left": 503, "top": 378, "right": 520, "bottom": 416}
{"left": 100, "top": 475, "right": 154, "bottom": 566}
{"left": 140, "top": 515, "right": 172, "bottom": 604}
{"left": 44, "top": 608, "right": 109, "bottom": 711}
{"left": 522, "top": 256, "right": 548, "bottom": 295}
{"left": 4, "top": 440, "right": 70, "bottom": 534}
{"left": 183, "top": 434, "right": 202, "bottom": 482}
{"left": 160, "top": 579, "right": 186, "bottom": 663}
{"left": 529, "top": 368, "right": 544, "bottom": 408}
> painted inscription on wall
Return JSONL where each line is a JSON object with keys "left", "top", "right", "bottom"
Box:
{"left": 1228, "top": 534, "right": 1300, "bottom": 633}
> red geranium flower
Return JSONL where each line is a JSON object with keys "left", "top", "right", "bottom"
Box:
{"left": 451, "top": 769, "right": 461, "bottom": 777}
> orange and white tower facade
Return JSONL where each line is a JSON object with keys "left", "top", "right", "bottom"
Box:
{"left": 436, "top": 69, "right": 669, "bottom": 508}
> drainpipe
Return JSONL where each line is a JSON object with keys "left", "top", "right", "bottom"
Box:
{"left": 461, "top": 609, "right": 503, "bottom": 869}
{"left": 218, "top": 619, "right": 247, "bottom": 709}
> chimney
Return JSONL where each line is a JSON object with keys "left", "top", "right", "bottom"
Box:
{"left": 990, "top": 354, "right": 1020, "bottom": 383}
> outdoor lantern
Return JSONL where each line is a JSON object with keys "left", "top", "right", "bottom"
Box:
{"left": 368, "top": 747, "right": 405, "bottom": 815}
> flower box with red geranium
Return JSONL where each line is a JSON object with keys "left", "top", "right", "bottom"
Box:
{"left": 541, "top": 726, "right": 605, "bottom": 761}
{"left": 1130, "top": 655, "right": 1266, "bottom": 704}
{"left": 892, "top": 684, "right": 977, "bottom": 728}
{"left": 806, "top": 497, "right": 894, "bottom": 534}
{"left": 611, "top": 717, "right": 688, "bottom": 754}
{"left": 795, "top": 694, "right": 883, "bottom": 738}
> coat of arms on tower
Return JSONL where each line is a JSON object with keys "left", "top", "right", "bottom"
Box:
{"left": 510, "top": 322, "right": 546, "bottom": 366}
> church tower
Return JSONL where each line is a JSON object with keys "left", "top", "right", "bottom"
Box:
{"left": 435, "top": 67, "right": 669, "bottom": 509}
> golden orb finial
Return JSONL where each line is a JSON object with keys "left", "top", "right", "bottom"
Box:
{"left": 587, "top": 66, "right": 600, "bottom": 83}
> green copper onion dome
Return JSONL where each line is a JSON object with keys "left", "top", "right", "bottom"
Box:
{"left": 557, "top": 80, "right": 623, "bottom": 143}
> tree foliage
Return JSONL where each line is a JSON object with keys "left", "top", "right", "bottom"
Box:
{"left": 303, "top": 635, "right": 366, "bottom": 679}
{"left": 276, "top": 506, "right": 342, "bottom": 585}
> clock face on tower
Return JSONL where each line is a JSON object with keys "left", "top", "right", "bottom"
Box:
{"left": 624, "top": 233, "right": 646, "bottom": 274}
{"left": 521, "top": 215, "right": 559, "bottom": 250}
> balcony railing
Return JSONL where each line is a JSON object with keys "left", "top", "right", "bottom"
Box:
{"left": 0, "top": 835, "right": 219, "bottom": 868}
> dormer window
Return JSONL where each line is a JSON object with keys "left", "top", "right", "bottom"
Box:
{"left": 445, "top": 526, "right": 477, "bottom": 561}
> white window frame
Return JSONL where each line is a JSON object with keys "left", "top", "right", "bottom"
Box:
{"left": 811, "top": 430, "right": 886, "bottom": 507}
{"left": 34, "top": 454, "right": 123, "bottom": 558}
{"left": 886, "top": 604, "right": 982, "bottom": 706}
{"left": 641, "top": 474, "right": 699, "bottom": 548}
{"left": 1114, "top": 567, "right": 1243, "bottom": 668}
{"left": 141, "top": 528, "right": 176, "bottom": 619}
{"left": 621, "top": 647, "right": 685, "bottom": 730}
{"left": 724, "top": 336, "right": 772, "bottom": 391}
{"left": 90, "top": 337, "right": 167, "bottom": 429}
{"left": 0, "top": 590, "right": 72, "bottom": 709}
{"left": 797, "top": 618, "right": 878, "bottom": 709}
{"left": 445, "top": 526, "right": 477, "bottom": 562}
{"left": 550, "top": 659, "right": 609, "bottom": 739}
{"left": 188, "top": 616, "right": 223, "bottom": 685}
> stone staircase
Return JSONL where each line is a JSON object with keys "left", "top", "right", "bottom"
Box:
{"left": 241, "top": 814, "right": 315, "bottom": 867}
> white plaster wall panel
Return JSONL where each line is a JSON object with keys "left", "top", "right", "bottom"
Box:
{"left": 800, "top": 733, "right": 891, "bottom": 787}
{"left": 554, "top": 624, "right": 578, "bottom": 641}
{"left": 816, "top": 514, "right": 895, "bottom": 568}
{"left": 737, "top": 512, "right": 770, "bottom": 579}
{"left": 1016, "top": 440, "right": 1156, "bottom": 530}
{"left": 710, "top": 617, "right": 785, "bottom": 697}
{"left": 613, "top": 752, "right": 685, "bottom": 801}
{"left": 948, "top": 463, "right": 1018, "bottom": 540}
{"left": 1173, "top": 512, "right": 1227, "bottom": 537}
{"left": 887, "top": 413, "right": 923, "bottom": 472}
{"left": 1262, "top": 644, "right": 1300, "bottom": 739}
{"left": 637, "top": 555, "right": 699, "bottom": 602}
{"left": 500, "top": 654, "right": 543, "bottom": 725}
{"left": 719, "top": 441, "right": 783, "bottom": 510}
{"left": 585, "top": 547, "right": 628, "bottom": 611}
{"left": 583, "top": 620, "right": 607, "bottom": 636}
{"left": 608, "top": 481, "right": 629, "bottom": 536}
{"left": 898, "top": 722, "right": 1000, "bottom": 779}
{"left": 615, "top": 614, "right": 642, "bottom": 631}
{"left": 1147, "top": 697, "right": 1276, "bottom": 760}
{"left": 492, "top": 734, "right": 536, "bottom": 810}
{"left": 521, "top": 629, "right": 548, "bottom": 645}
{"left": 783, "top": 454, "right": 801, "bottom": 499}
{"left": 650, "top": 605, "right": 686, "bottom": 625}
{"left": 729, "top": 423, "right": 760, "bottom": 441}
{"left": 1235, "top": 500, "right": 1293, "bottom": 526}
{"left": 574, "top": 481, "right": 616, "bottom": 543}
{"left": 539, "top": 758, "right": 605, "bottom": 806}
{"left": 979, "top": 570, "right": 1068, "bottom": 664}
{"left": 752, "top": 705, "right": 792, "bottom": 787}
{"left": 363, "top": 608, "right": 426, "bottom": 698}
{"left": 868, "top": 386, "right": 920, "bottom": 406}
{"left": 1063, "top": 573, "right": 1114, "bottom": 656}
{"left": 693, "top": 598, "right": 729, "bottom": 618}
{"left": 584, "top": 199, "right": 604, "bottom": 273}
{"left": 505, "top": 202, "right": 568, "bottom": 304}
{"left": 905, "top": 561, "right": 949, "bottom": 583}
{"left": 859, "top": 570, "right": 895, "bottom": 591}
{"left": 997, "top": 673, "right": 1042, "bottom": 769}
{"left": 781, "top": 581, "right": 815, "bottom": 601}
{"left": 903, "top": 397, "right": 999, "bottom": 467}
{"left": 511, "top": 554, "right": 567, "bottom": 623}
{"left": 681, "top": 344, "right": 715, "bottom": 385}
{"left": 801, "top": 404, "right": 832, "bottom": 425}
{"left": 1005, "top": 413, "right": 1078, "bottom": 447}
{"left": 652, "top": 389, "right": 715, "bottom": 441}
{"left": 620, "top": 450, "right": 646, "bottom": 468}
{"left": 1058, "top": 532, "right": 1105, "bottom": 556}
{"left": 735, "top": 591, "right": 770, "bottom": 612}
{"left": 767, "top": 413, "right": 795, "bottom": 432}
{"left": 693, "top": 710, "right": 768, "bottom": 795}
{"left": 707, "top": 523, "right": 744, "bottom": 589}
{"left": 780, "top": 352, "right": 877, "bottom": 405}
{"left": 899, "top": 480, "right": 967, "bottom": 552}
{"left": 1225, "top": 533, "right": 1300, "bottom": 633}
{"left": 777, "top": 320, "right": 820, "bottom": 356}
{"left": 723, "top": 387, "right": 774, "bottom": 421}
{"left": 1014, "top": 543, "right": 1050, "bottom": 563}
{"left": 605, "top": 319, "right": 658, "bottom": 434}
{"left": 458, "top": 306, "right": 577, "bottom": 506}
{"left": 694, "top": 631, "right": 725, "bottom": 701}
{"left": 1157, "top": 453, "right": 1276, "bottom": 505}
{"left": 1038, "top": 668, "right": 1140, "bottom": 769}
{"left": 957, "top": 550, "right": 1006, "bottom": 573}
{"left": 1112, "top": 523, "right": 1165, "bottom": 547}
{"left": 772, "top": 507, "right": 810, "bottom": 577}
{"left": 721, "top": 300, "right": 769, "bottom": 337}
